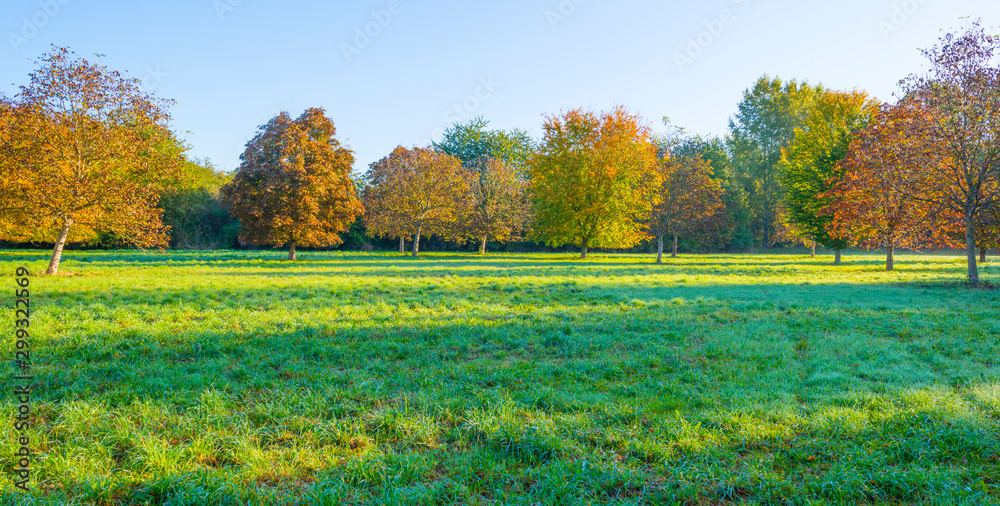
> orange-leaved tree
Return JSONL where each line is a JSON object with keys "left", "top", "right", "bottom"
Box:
{"left": 822, "top": 102, "right": 962, "bottom": 271}
{"left": 646, "top": 154, "right": 725, "bottom": 263}
{"left": 464, "top": 156, "right": 532, "bottom": 255}
{"left": 220, "top": 108, "right": 363, "bottom": 261}
{"left": 900, "top": 20, "right": 1000, "bottom": 286}
{"left": 0, "top": 46, "right": 183, "bottom": 275}
{"left": 362, "top": 147, "right": 469, "bottom": 257}
{"left": 529, "top": 107, "right": 659, "bottom": 259}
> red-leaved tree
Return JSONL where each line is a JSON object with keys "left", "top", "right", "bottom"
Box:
{"left": 822, "top": 102, "right": 962, "bottom": 271}
{"left": 898, "top": 20, "right": 1000, "bottom": 285}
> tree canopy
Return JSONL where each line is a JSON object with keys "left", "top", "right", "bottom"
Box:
{"left": 897, "top": 21, "right": 1000, "bottom": 286}
{"left": 0, "top": 46, "right": 184, "bottom": 275}
{"left": 363, "top": 146, "right": 469, "bottom": 257}
{"left": 779, "top": 89, "right": 877, "bottom": 264}
{"left": 160, "top": 158, "right": 240, "bottom": 250}
{"left": 728, "top": 76, "right": 825, "bottom": 251}
{"left": 528, "top": 107, "right": 659, "bottom": 259}
{"left": 646, "top": 153, "right": 725, "bottom": 263}
{"left": 220, "top": 108, "right": 363, "bottom": 260}
{"left": 463, "top": 156, "right": 532, "bottom": 254}
{"left": 822, "top": 102, "right": 961, "bottom": 271}
{"left": 433, "top": 117, "right": 534, "bottom": 171}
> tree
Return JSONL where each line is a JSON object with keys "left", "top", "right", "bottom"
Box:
{"left": 220, "top": 108, "right": 363, "bottom": 261}
{"left": 899, "top": 20, "right": 1000, "bottom": 286}
{"left": 464, "top": 156, "right": 532, "bottom": 254}
{"left": 434, "top": 118, "right": 535, "bottom": 253}
{"left": 529, "top": 107, "right": 658, "bottom": 259}
{"left": 0, "top": 47, "right": 183, "bottom": 275}
{"left": 433, "top": 117, "right": 534, "bottom": 170}
{"left": 728, "top": 76, "right": 824, "bottom": 251}
{"left": 774, "top": 203, "right": 817, "bottom": 256}
{"left": 780, "top": 89, "right": 877, "bottom": 265}
{"left": 646, "top": 154, "right": 725, "bottom": 263}
{"left": 822, "top": 103, "right": 962, "bottom": 271}
{"left": 160, "top": 158, "right": 240, "bottom": 250}
{"left": 669, "top": 131, "right": 753, "bottom": 252}
{"left": 362, "top": 147, "right": 469, "bottom": 257}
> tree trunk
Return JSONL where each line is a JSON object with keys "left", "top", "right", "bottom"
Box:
{"left": 811, "top": 241, "right": 816, "bottom": 258}
{"left": 834, "top": 250, "right": 842, "bottom": 266}
{"left": 399, "top": 236, "right": 404, "bottom": 254}
{"left": 580, "top": 237, "right": 589, "bottom": 260}
{"left": 966, "top": 214, "right": 979, "bottom": 287}
{"left": 412, "top": 226, "right": 422, "bottom": 257}
{"left": 980, "top": 247, "right": 987, "bottom": 264}
{"left": 672, "top": 234, "right": 679, "bottom": 258}
{"left": 45, "top": 216, "right": 74, "bottom": 276}
{"left": 288, "top": 242, "right": 297, "bottom": 261}
{"left": 656, "top": 235, "right": 664, "bottom": 264}
{"left": 886, "top": 244, "right": 895, "bottom": 272}
{"left": 479, "top": 235, "right": 487, "bottom": 255}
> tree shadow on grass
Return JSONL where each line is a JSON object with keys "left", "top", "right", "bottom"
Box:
{"left": 193, "top": 264, "right": 990, "bottom": 294}
{"left": 35, "top": 279, "right": 1000, "bottom": 404}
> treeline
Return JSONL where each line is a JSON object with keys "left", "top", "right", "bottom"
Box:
{"left": 2, "top": 23, "right": 999, "bottom": 285}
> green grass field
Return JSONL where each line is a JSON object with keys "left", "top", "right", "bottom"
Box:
{"left": 2, "top": 250, "right": 999, "bottom": 505}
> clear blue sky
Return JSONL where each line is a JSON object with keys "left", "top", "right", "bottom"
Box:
{"left": 2, "top": 0, "right": 998, "bottom": 173}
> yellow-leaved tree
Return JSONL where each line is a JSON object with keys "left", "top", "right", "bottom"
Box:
{"left": 529, "top": 107, "right": 659, "bottom": 259}
{"left": 0, "top": 46, "right": 184, "bottom": 275}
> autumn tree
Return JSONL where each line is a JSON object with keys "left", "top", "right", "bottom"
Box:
{"left": 220, "top": 108, "right": 363, "bottom": 261}
{"left": 822, "top": 102, "right": 961, "bottom": 271}
{"left": 774, "top": 204, "right": 818, "bottom": 256}
{"left": 464, "top": 156, "right": 532, "bottom": 254}
{"left": 0, "top": 47, "right": 183, "bottom": 275}
{"left": 681, "top": 137, "right": 751, "bottom": 252}
{"left": 662, "top": 122, "right": 753, "bottom": 252}
{"left": 529, "top": 107, "right": 658, "bottom": 259}
{"left": 362, "top": 147, "right": 469, "bottom": 257}
{"left": 646, "top": 154, "right": 725, "bottom": 263}
{"left": 433, "top": 118, "right": 535, "bottom": 253}
{"left": 899, "top": 20, "right": 1000, "bottom": 286}
{"left": 728, "top": 76, "right": 825, "bottom": 251}
{"left": 780, "top": 89, "right": 878, "bottom": 265}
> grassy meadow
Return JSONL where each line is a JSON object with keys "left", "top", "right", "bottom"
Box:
{"left": 1, "top": 249, "right": 999, "bottom": 505}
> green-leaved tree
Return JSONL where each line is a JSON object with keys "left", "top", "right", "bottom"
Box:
{"left": 780, "top": 89, "right": 877, "bottom": 265}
